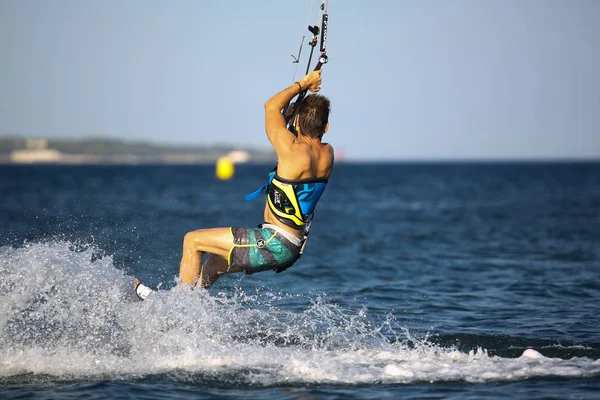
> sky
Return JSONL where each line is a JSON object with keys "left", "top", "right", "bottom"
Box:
{"left": 1, "top": 0, "right": 599, "bottom": 160}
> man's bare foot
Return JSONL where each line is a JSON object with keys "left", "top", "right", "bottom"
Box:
{"left": 134, "top": 278, "right": 153, "bottom": 301}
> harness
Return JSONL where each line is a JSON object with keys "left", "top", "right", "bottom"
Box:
{"left": 245, "top": 170, "right": 328, "bottom": 259}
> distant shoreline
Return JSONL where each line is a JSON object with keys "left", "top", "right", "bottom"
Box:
{"left": 0, "top": 137, "right": 276, "bottom": 165}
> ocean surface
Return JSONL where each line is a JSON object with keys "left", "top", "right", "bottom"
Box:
{"left": 1, "top": 162, "right": 599, "bottom": 399}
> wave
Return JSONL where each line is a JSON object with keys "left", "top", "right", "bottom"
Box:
{"left": 1, "top": 241, "right": 599, "bottom": 386}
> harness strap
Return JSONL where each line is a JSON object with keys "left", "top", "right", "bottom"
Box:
{"left": 298, "top": 219, "right": 312, "bottom": 256}
{"left": 245, "top": 183, "right": 268, "bottom": 201}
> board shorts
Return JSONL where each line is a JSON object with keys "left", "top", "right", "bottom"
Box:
{"left": 228, "top": 223, "right": 302, "bottom": 274}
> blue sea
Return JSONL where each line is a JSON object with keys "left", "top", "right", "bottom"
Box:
{"left": 1, "top": 162, "right": 599, "bottom": 399}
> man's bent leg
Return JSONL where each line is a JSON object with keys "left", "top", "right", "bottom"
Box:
{"left": 199, "top": 255, "right": 245, "bottom": 288}
{"left": 179, "top": 227, "right": 234, "bottom": 286}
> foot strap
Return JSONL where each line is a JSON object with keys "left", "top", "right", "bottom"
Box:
{"left": 134, "top": 279, "right": 153, "bottom": 301}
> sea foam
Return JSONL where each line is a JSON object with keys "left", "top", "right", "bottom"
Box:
{"left": 1, "top": 241, "right": 599, "bottom": 385}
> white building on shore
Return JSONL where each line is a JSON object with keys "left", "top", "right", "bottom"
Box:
{"left": 9, "top": 139, "right": 64, "bottom": 163}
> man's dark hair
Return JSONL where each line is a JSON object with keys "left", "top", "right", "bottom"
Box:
{"left": 296, "top": 94, "right": 330, "bottom": 139}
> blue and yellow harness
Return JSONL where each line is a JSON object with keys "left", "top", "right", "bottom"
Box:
{"left": 246, "top": 170, "right": 328, "bottom": 229}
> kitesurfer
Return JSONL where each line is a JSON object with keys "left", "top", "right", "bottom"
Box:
{"left": 135, "top": 70, "right": 333, "bottom": 298}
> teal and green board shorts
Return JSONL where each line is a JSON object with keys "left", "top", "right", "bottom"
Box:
{"left": 228, "top": 224, "right": 301, "bottom": 274}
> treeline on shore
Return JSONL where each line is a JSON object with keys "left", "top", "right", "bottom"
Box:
{"left": 0, "top": 137, "right": 275, "bottom": 163}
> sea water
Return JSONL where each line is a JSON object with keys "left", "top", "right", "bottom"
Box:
{"left": 1, "top": 163, "right": 599, "bottom": 399}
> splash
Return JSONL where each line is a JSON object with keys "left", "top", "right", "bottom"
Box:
{"left": 1, "top": 241, "right": 599, "bottom": 385}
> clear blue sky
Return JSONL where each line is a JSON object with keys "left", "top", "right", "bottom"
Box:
{"left": 1, "top": 0, "right": 599, "bottom": 160}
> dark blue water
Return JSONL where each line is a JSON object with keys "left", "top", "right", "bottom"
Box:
{"left": 1, "top": 163, "right": 599, "bottom": 399}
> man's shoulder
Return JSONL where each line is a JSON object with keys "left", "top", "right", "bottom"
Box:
{"left": 321, "top": 142, "right": 335, "bottom": 163}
